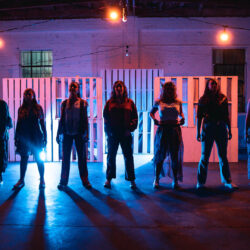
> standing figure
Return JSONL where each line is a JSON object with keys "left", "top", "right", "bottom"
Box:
{"left": 196, "top": 78, "right": 237, "bottom": 189}
{"left": 57, "top": 81, "right": 91, "bottom": 190}
{"left": 150, "top": 81, "right": 185, "bottom": 189}
{"left": 245, "top": 99, "right": 250, "bottom": 179}
{"left": 103, "top": 80, "right": 138, "bottom": 189}
{"left": 0, "top": 99, "right": 13, "bottom": 184}
{"left": 14, "top": 89, "right": 47, "bottom": 189}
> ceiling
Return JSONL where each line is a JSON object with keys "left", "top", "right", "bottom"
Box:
{"left": 0, "top": 0, "right": 250, "bottom": 20}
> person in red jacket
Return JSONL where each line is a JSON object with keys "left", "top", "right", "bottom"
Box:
{"left": 103, "top": 80, "right": 138, "bottom": 189}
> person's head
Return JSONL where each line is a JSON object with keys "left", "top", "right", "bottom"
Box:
{"left": 69, "top": 81, "right": 80, "bottom": 98}
{"left": 111, "top": 80, "right": 128, "bottom": 100}
{"left": 23, "top": 88, "right": 36, "bottom": 105}
{"left": 160, "top": 81, "right": 177, "bottom": 103}
{"left": 204, "top": 78, "right": 220, "bottom": 95}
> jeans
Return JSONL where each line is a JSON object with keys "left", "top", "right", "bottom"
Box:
{"left": 59, "top": 134, "right": 88, "bottom": 185}
{"left": 106, "top": 132, "right": 135, "bottom": 181}
{"left": 197, "top": 121, "right": 231, "bottom": 184}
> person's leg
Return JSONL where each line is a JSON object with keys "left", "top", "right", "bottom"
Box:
{"left": 75, "top": 135, "right": 91, "bottom": 188}
{"left": 169, "top": 127, "right": 181, "bottom": 188}
{"left": 59, "top": 134, "right": 73, "bottom": 186}
{"left": 215, "top": 123, "right": 231, "bottom": 184}
{"left": 0, "top": 140, "right": 4, "bottom": 183}
{"left": 153, "top": 127, "right": 168, "bottom": 185}
{"left": 106, "top": 134, "right": 119, "bottom": 181}
{"left": 34, "top": 150, "right": 45, "bottom": 187}
{"left": 120, "top": 133, "right": 136, "bottom": 184}
{"left": 13, "top": 154, "right": 28, "bottom": 188}
{"left": 197, "top": 124, "right": 214, "bottom": 186}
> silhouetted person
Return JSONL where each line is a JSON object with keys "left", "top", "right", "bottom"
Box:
{"left": 150, "top": 81, "right": 185, "bottom": 189}
{"left": 0, "top": 99, "right": 13, "bottom": 184}
{"left": 57, "top": 81, "right": 91, "bottom": 190}
{"left": 14, "top": 89, "right": 47, "bottom": 189}
{"left": 246, "top": 99, "right": 250, "bottom": 179}
{"left": 103, "top": 80, "right": 138, "bottom": 189}
{"left": 196, "top": 78, "right": 237, "bottom": 189}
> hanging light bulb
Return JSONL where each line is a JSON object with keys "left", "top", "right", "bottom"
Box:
{"left": 122, "top": 7, "right": 127, "bottom": 22}
{"left": 125, "top": 45, "right": 129, "bottom": 56}
{"left": 219, "top": 26, "right": 230, "bottom": 42}
{"left": 0, "top": 38, "right": 4, "bottom": 49}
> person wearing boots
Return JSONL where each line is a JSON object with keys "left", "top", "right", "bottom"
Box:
{"left": 196, "top": 78, "right": 237, "bottom": 189}
{"left": 103, "top": 80, "right": 138, "bottom": 189}
{"left": 14, "top": 88, "right": 47, "bottom": 189}
{"left": 57, "top": 81, "right": 91, "bottom": 190}
{"left": 150, "top": 81, "right": 185, "bottom": 189}
{"left": 0, "top": 99, "right": 13, "bottom": 184}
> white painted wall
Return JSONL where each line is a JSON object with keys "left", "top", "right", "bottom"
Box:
{"left": 0, "top": 18, "right": 249, "bottom": 98}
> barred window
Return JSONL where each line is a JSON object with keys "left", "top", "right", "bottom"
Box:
{"left": 20, "top": 50, "right": 53, "bottom": 78}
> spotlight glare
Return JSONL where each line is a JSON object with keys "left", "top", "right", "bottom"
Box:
{"left": 39, "top": 150, "right": 46, "bottom": 161}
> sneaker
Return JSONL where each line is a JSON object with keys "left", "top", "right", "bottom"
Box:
{"left": 130, "top": 181, "right": 137, "bottom": 190}
{"left": 57, "top": 183, "right": 67, "bottom": 191}
{"left": 104, "top": 179, "right": 111, "bottom": 189}
{"left": 224, "top": 182, "right": 238, "bottom": 189}
{"left": 39, "top": 180, "right": 45, "bottom": 189}
{"left": 153, "top": 179, "right": 160, "bottom": 189}
{"left": 13, "top": 180, "right": 25, "bottom": 189}
{"left": 196, "top": 183, "right": 205, "bottom": 189}
{"left": 172, "top": 181, "right": 180, "bottom": 190}
{"left": 82, "top": 179, "right": 92, "bottom": 189}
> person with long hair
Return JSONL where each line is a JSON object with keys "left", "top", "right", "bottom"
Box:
{"left": 0, "top": 99, "right": 12, "bottom": 184}
{"left": 103, "top": 80, "right": 138, "bottom": 189}
{"left": 196, "top": 78, "right": 237, "bottom": 189}
{"left": 150, "top": 81, "right": 185, "bottom": 189}
{"left": 14, "top": 88, "right": 47, "bottom": 189}
{"left": 56, "top": 81, "right": 91, "bottom": 190}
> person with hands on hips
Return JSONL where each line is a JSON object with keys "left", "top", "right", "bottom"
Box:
{"left": 150, "top": 81, "right": 185, "bottom": 189}
{"left": 14, "top": 88, "right": 47, "bottom": 189}
{"left": 57, "top": 81, "right": 91, "bottom": 190}
{"left": 196, "top": 78, "right": 237, "bottom": 189}
{"left": 103, "top": 80, "right": 138, "bottom": 189}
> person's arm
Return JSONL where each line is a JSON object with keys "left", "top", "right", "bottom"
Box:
{"left": 15, "top": 108, "right": 22, "bottom": 146}
{"left": 129, "top": 101, "right": 138, "bottom": 132}
{"left": 179, "top": 102, "right": 185, "bottom": 125}
{"left": 150, "top": 101, "right": 160, "bottom": 125}
{"left": 82, "top": 100, "right": 89, "bottom": 142}
{"left": 196, "top": 102, "right": 203, "bottom": 142}
{"left": 224, "top": 98, "right": 232, "bottom": 140}
{"left": 39, "top": 106, "right": 47, "bottom": 146}
{"left": 56, "top": 101, "right": 66, "bottom": 143}
{"left": 246, "top": 100, "right": 250, "bottom": 141}
{"left": 103, "top": 100, "right": 112, "bottom": 134}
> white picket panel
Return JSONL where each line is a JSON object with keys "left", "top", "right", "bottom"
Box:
{"left": 2, "top": 77, "right": 103, "bottom": 162}
{"left": 101, "top": 69, "right": 164, "bottom": 155}
{"left": 154, "top": 76, "right": 238, "bottom": 162}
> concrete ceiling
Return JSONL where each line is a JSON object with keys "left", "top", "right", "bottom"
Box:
{"left": 0, "top": 0, "right": 250, "bottom": 20}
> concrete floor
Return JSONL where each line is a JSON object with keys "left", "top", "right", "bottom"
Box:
{"left": 0, "top": 156, "right": 249, "bottom": 250}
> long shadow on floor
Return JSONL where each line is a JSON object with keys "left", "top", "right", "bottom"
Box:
{"left": 89, "top": 188, "right": 137, "bottom": 222}
{"left": 0, "top": 189, "right": 22, "bottom": 222}
{"left": 63, "top": 187, "right": 149, "bottom": 249}
{"left": 28, "top": 189, "right": 47, "bottom": 250}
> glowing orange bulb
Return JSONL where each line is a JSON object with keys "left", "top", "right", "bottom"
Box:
{"left": 0, "top": 38, "right": 4, "bottom": 48}
{"left": 220, "top": 31, "right": 229, "bottom": 42}
{"left": 110, "top": 11, "right": 118, "bottom": 20}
